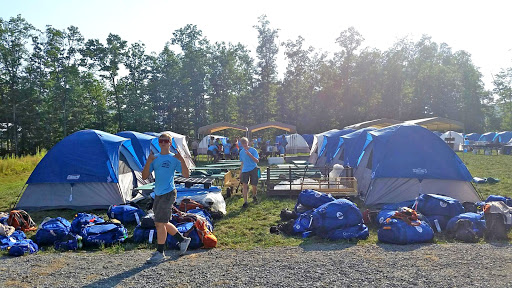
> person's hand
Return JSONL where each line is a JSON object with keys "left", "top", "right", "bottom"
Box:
{"left": 174, "top": 150, "right": 184, "bottom": 161}
{"left": 147, "top": 151, "right": 156, "bottom": 163}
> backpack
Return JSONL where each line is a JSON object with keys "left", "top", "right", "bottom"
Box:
{"left": 179, "top": 198, "right": 204, "bottom": 212}
{"left": 193, "top": 218, "right": 217, "bottom": 248}
{"left": 71, "top": 213, "right": 105, "bottom": 234}
{"left": 452, "top": 219, "right": 479, "bottom": 243}
{"left": 107, "top": 203, "right": 146, "bottom": 225}
{"left": 81, "top": 222, "right": 128, "bottom": 246}
{"left": 54, "top": 234, "right": 82, "bottom": 251}
{"left": 7, "top": 210, "right": 37, "bottom": 232}
{"left": 8, "top": 239, "right": 38, "bottom": 256}
{"left": 140, "top": 213, "right": 155, "bottom": 229}
{"left": 35, "top": 217, "right": 71, "bottom": 245}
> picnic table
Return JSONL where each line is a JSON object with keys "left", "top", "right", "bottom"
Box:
{"left": 134, "top": 177, "right": 215, "bottom": 192}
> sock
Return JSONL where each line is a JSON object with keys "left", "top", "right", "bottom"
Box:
{"left": 157, "top": 244, "right": 165, "bottom": 253}
{"left": 173, "top": 232, "right": 185, "bottom": 242}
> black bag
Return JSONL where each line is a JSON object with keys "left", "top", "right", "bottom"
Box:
{"left": 453, "top": 219, "right": 478, "bottom": 243}
{"left": 280, "top": 209, "right": 298, "bottom": 221}
{"left": 140, "top": 213, "right": 155, "bottom": 229}
{"left": 484, "top": 214, "right": 509, "bottom": 241}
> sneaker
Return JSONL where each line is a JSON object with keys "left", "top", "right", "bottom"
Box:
{"left": 252, "top": 196, "right": 258, "bottom": 203}
{"left": 146, "top": 251, "right": 165, "bottom": 264}
{"left": 242, "top": 202, "right": 249, "bottom": 208}
{"left": 179, "top": 237, "right": 191, "bottom": 256}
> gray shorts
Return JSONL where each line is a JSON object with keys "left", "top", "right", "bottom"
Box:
{"left": 153, "top": 189, "right": 177, "bottom": 223}
{"left": 241, "top": 167, "right": 259, "bottom": 186}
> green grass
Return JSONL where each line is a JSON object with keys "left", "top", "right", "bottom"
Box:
{"left": 1, "top": 152, "right": 511, "bottom": 252}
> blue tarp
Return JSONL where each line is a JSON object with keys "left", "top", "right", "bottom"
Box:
{"left": 117, "top": 131, "right": 160, "bottom": 166}
{"left": 365, "top": 124, "right": 472, "bottom": 181}
{"left": 465, "top": 133, "right": 481, "bottom": 141}
{"left": 478, "top": 132, "right": 497, "bottom": 142}
{"left": 27, "top": 130, "right": 142, "bottom": 184}
{"left": 317, "top": 129, "right": 356, "bottom": 163}
{"left": 493, "top": 131, "right": 512, "bottom": 143}
{"left": 301, "top": 134, "right": 314, "bottom": 149}
{"left": 333, "top": 127, "right": 376, "bottom": 167}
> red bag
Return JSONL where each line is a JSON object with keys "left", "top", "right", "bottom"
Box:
{"left": 7, "top": 210, "right": 37, "bottom": 232}
{"left": 194, "top": 218, "right": 217, "bottom": 248}
{"left": 179, "top": 199, "right": 204, "bottom": 212}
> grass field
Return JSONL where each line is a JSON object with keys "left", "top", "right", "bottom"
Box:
{"left": 1, "top": 151, "right": 511, "bottom": 253}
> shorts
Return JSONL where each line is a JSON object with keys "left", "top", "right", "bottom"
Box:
{"left": 153, "top": 189, "right": 177, "bottom": 223}
{"left": 241, "top": 167, "right": 259, "bottom": 186}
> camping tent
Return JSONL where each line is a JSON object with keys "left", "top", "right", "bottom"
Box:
{"left": 465, "top": 133, "right": 481, "bottom": 141}
{"left": 308, "top": 129, "right": 356, "bottom": 167}
{"left": 493, "top": 131, "right": 512, "bottom": 143}
{"left": 161, "top": 131, "right": 195, "bottom": 169}
{"left": 331, "top": 127, "right": 377, "bottom": 168}
{"left": 198, "top": 135, "right": 228, "bottom": 154}
{"left": 16, "top": 130, "right": 148, "bottom": 211}
{"left": 117, "top": 131, "right": 160, "bottom": 167}
{"left": 276, "top": 134, "right": 310, "bottom": 154}
{"left": 301, "top": 134, "right": 314, "bottom": 149}
{"left": 355, "top": 124, "right": 480, "bottom": 207}
{"left": 478, "top": 132, "right": 497, "bottom": 143}
{"left": 440, "top": 131, "right": 464, "bottom": 151}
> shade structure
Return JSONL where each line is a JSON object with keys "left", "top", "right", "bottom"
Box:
{"left": 198, "top": 122, "right": 247, "bottom": 135}
{"left": 344, "top": 118, "right": 402, "bottom": 130}
{"left": 405, "top": 117, "right": 464, "bottom": 131}
{"left": 248, "top": 121, "right": 296, "bottom": 134}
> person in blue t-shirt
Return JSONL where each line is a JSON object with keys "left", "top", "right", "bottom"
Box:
{"left": 239, "top": 137, "right": 259, "bottom": 208}
{"left": 223, "top": 140, "right": 232, "bottom": 160}
{"left": 142, "top": 132, "right": 190, "bottom": 263}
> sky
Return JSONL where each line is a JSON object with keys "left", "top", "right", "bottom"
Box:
{"left": 2, "top": 0, "right": 512, "bottom": 90}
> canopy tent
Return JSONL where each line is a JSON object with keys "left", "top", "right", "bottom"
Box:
{"left": 16, "top": 130, "right": 148, "bottom": 211}
{"left": 440, "top": 131, "right": 464, "bottom": 151}
{"left": 405, "top": 117, "right": 464, "bottom": 131}
{"left": 117, "top": 131, "right": 160, "bottom": 167}
{"left": 161, "top": 131, "right": 195, "bottom": 169}
{"left": 344, "top": 118, "right": 401, "bottom": 130}
{"left": 276, "top": 133, "right": 310, "bottom": 154}
{"left": 308, "top": 128, "right": 356, "bottom": 167}
{"left": 248, "top": 121, "right": 296, "bottom": 135}
{"left": 332, "top": 127, "right": 377, "bottom": 168}
{"left": 355, "top": 124, "right": 479, "bottom": 207}
{"left": 465, "top": 133, "right": 481, "bottom": 141}
{"left": 478, "top": 132, "right": 497, "bottom": 143}
{"left": 198, "top": 135, "right": 228, "bottom": 154}
{"left": 493, "top": 131, "right": 512, "bottom": 143}
{"left": 301, "top": 134, "right": 314, "bottom": 149}
{"left": 197, "top": 122, "right": 247, "bottom": 135}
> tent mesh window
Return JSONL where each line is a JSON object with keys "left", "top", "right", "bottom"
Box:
{"left": 366, "top": 151, "right": 373, "bottom": 170}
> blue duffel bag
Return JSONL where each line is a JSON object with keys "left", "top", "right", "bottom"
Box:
{"left": 107, "top": 203, "right": 146, "bottom": 224}
{"left": 326, "top": 224, "right": 369, "bottom": 241}
{"left": 187, "top": 209, "right": 214, "bottom": 231}
{"left": 0, "top": 230, "right": 26, "bottom": 250}
{"left": 292, "top": 210, "right": 314, "bottom": 234}
{"left": 294, "top": 190, "right": 336, "bottom": 213}
{"left": 446, "top": 212, "right": 486, "bottom": 237}
{"left": 35, "top": 217, "right": 71, "bottom": 245}
{"left": 424, "top": 215, "right": 450, "bottom": 232}
{"left": 486, "top": 195, "right": 512, "bottom": 206}
{"left": 378, "top": 218, "right": 434, "bottom": 245}
{"left": 132, "top": 225, "right": 157, "bottom": 244}
{"left": 312, "top": 198, "right": 363, "bottom": 232}
{"left": 414, "top": 194, "right": 464, "bottom": 218}
{"left": 166, "top": 222, "right": 202, "bottom": 250}
{"left": 8, "top": 239, "right": 38, "bottom": 256}
{"left": 81, "top": 222, "right": 128, "bottom": 246}
{"left": 54, "top": 234, "right": 82, "bottom": 251}
{"left": 71, "top": 213, "right": 105, "bottom": 234}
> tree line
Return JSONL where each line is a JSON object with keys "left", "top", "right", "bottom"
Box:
{"left": 1, "top": 14, "right": 510, "bottom": 156}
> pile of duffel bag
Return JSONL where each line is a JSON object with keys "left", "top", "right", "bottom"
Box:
{"left": 278, "top": 189, "right": 369, "bottom": 241}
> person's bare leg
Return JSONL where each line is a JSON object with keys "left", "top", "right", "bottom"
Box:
{"left": 242, "top": 183, "right": 249, "bottom": 204}
{"left": 251, "top": 185, "right": 257, "bottom": 198}
{"left": 155, "top": 222, "right": 167, "bottom": 245}
{"left": 164, "top": 222, "right": 179, "bottom": 236}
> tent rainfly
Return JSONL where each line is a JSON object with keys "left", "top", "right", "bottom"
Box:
{"left": 308, "top": 129, "right": 356, "bottom": 167}
{"left": 117, "top": 131, "right": 160, "bottom": 167}
{"left": 331, "top": 127, "right": 377, "bottom": 168}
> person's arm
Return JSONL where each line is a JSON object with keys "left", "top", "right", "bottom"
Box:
{"left": 245, "top": 148, "right": 259, "bottom": 163}
{"left": 175, "top": 151, "right": 190, "bottom": 178}
{"left": 142, "top": 152, "right": 155, "bottom": 180}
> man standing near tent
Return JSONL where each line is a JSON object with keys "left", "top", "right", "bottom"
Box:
{"left": 142, "top": 132, "right": 191, "bottom": 263}
{"left": 239, "top": 137, "right": 259, "bottom": 208}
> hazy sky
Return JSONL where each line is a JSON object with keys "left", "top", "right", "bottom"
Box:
{"left": 2, "top": 0, "right": 511, "bottom": 89}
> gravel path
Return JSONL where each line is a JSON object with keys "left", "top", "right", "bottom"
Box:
{"left": 1, "top": 243, "right": 511, "bottom": 288}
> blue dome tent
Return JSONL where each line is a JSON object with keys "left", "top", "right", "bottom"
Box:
{"left": 465, "top": 133, "right": 481, "bottom": 141}
{"left": 493, "top": 131, "right": 512, "bottom": 143}
{"left": 478, "top": 132, "right": 497, "bottom": 143}
{"left": 117, "top": 131, "right": 160, "bottom": 167}
{"left": 308, "top": 129, "right": 356, "bottom": 167}
{"left": 16, "top": 130, "right": 148, "bottom": 211}
{"left": 331, "top": 127, "right": 377, "bottom": 168}
{"left": 354, "top": 124, "right": 480, "bottom": 207}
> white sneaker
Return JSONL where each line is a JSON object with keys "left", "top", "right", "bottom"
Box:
{"left": 146, "top": 251, "right": 165, "bottom": 264}
{"left": 179, "top": 237, "right": 191, "bottom": 256}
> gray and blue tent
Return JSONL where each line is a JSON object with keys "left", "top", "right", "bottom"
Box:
{"left": 493, "top": 131, "right": 512, "bottom": 143}
{"left": 16, "top": 130, "right": 148, "bottom": 211}
{"left": 354, "top": 124, "right": 480, "bottom": 207}
{"left": 309, "top": 129, "right": 356, "bottom": 167}
{"left": 301, "top": 134, "right": 314, "bottom": 149}
{"left": 465, "top": 133, "right": 481, "bottom": 141}
{"left": 117, "top": 131, "right": 160, "bottom": 167}
{"left": 479, "top": 132, "right": 497, "bottom": 143}
{"left": 331, "top": 127, "right": 377, "bottom": 168}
